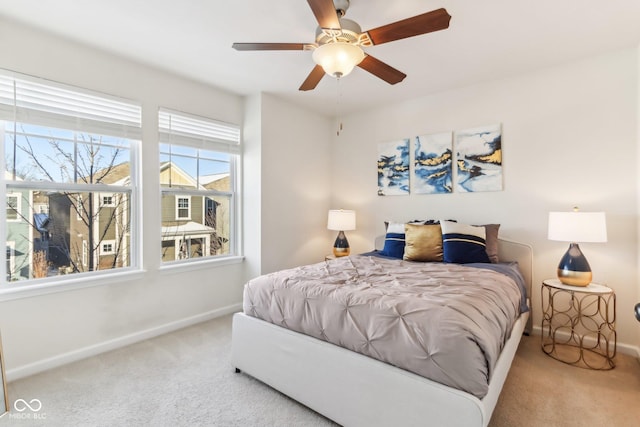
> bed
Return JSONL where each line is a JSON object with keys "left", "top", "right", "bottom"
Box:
{"left": 232, "top": 223, "right": 532, "bottom": 427}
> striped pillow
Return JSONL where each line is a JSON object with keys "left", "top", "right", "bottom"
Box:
{"left": 440, "top": 220, "right": 491, "bottom": 264}
{"left": 379, "top": 222, "right": 406, "bottom": 258}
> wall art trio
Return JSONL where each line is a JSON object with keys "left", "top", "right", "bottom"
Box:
{"left": 377, "top": 124, "right": 502, "bottom": 196}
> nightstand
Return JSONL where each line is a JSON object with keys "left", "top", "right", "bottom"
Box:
{"left": 541, "top": 278, "right": 616, "bottom": 370}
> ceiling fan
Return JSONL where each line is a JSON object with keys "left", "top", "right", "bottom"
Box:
{"left": 232, "top": 0, "right": 451, "bottom": 91}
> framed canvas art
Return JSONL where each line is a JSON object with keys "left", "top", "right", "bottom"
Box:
{"left": 455, "top": 124, "right": 503, "bottom": 192}
{"left": 413, "top": 132, "right": 453, "bottom": 194}
{"left": 377, "top": 139, "right": 410, "bottom": 196}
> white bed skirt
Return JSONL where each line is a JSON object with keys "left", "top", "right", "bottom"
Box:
{"left": 232, "top": 309, "right": 529, "bottom": 427}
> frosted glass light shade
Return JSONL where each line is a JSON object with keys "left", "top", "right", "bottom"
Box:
{"left": 312, "top": 42, "right": 365, "bottom": 78}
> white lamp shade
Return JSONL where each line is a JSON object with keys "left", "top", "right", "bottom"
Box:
{"left": 312, "top": 42, "right": 365, "bottom": 78}
{"left": 327, "top": 209, "right": 356, "bottom": 231}
{"left": 548, "top": 211, "right": 607, "bottom": 243}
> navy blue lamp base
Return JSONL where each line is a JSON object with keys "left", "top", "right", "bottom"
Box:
{"left": 557, "top": 243, "right": 592, "bottom": 287}
{"left": 333, "top": 231, "right": 350, "bottom": 257}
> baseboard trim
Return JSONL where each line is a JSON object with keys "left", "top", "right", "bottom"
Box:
{"left": 531, "top": 325, "right": 640, "bottom": 358}
{"left": 6, "top": 303, "right": 242, "bottom": 382}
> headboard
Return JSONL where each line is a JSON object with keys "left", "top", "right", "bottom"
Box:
{"left": 497, "top": 238, "right": 533, "bottom": 295}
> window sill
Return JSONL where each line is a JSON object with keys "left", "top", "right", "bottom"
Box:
{"left": 0, "top": 268, "right": 146, "bottom": 302}
{"left": 159, "top": 255, "right": 244, "bottom": 273}
{"left": 0, "top": 256, "right": 245, "bottom": 302}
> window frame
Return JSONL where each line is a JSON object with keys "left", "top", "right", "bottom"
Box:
{"left": 158, "top": 108, "right": 241, "bottom": 266}
{"left": 0, "top": 69, "right": 142, "bottom": 294}
{"left": 76, "top": 194, "right": 84, "bottom": 221}
{"left": 175, "top": 195, "right": 191, "bottom": 220}
{"left": 82, "top": 240, "right": 88, "bottom": 268}
{"left": 5, "top": 242, "right": 15, "bottom": 281}
{"left": 100, "top": 240, "right": 116, "bottom": 255}
{"left": 101, "top": 194, "right": 115, "bottom": 207}
{"left": 5, "top": 193, "right": 21, "bottom": 222}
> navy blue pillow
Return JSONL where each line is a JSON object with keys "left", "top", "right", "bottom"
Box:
{"left": 379, "top": 232, "right": 405, "bottom": 258}
{"left": 440, "top": 220, "right": 491, "bottom": 264}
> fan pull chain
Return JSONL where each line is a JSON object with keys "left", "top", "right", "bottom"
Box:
{"left": 336, "top": 77, "right": 343, "bottom": 136}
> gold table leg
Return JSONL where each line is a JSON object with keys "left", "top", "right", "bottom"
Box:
{"left": 541, "top": 284, "right": 616, "bottom": 370}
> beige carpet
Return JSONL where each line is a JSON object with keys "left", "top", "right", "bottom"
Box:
{"left": 1, "top": 314, "right": 639, "bottom": 426}
{"left": 491, "top": 333, "right": 640, "bottom": 426}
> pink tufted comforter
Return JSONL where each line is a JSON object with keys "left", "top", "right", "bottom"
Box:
{"left": 242, "top": 255, "right": 523, "bottom": 398}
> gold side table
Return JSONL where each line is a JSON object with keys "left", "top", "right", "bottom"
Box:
{"left": 541, "top": 278, "right": 616, "bottom": 370}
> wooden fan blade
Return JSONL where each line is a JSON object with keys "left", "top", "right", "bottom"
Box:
{"left": 357, "top": 55, "right": 406, "bottom": 85}
{"left": 232, "top": 43, "right": 311, "bottom": 51}
{"left": 365, "top": 8, "right": 451, "bottom": 46}
{"left": 307, "top": 0, "right": 341, "bottom": 30}
{"left": 299, "top": 65, "right": 326, "bottom": 91}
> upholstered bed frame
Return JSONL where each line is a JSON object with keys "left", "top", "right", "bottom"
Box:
{"left": 232, "top": 239, "right": 532, "bottom": 427}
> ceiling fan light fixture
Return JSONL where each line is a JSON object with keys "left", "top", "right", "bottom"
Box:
{"left": 312, "top": 42, "right": 365, "bottom": 78}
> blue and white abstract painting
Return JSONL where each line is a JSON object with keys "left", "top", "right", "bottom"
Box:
{"left": 378, "top": 139, "right": 410, "bottom": 196}
{"left": 413, "top": 132, "right": 453, "bottom": 194}
{"left": 455, "top": 124, "right": 503, "bottom": 192}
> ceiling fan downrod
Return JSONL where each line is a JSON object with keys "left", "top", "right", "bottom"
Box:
{"left": 333, "top": 0, "right": 350, "bottom": 18}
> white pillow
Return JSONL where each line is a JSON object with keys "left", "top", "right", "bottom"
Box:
{"left": 385, "top": 221, "right": 405, "bottom": 234}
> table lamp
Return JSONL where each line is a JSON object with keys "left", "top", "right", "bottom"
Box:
{"left": 327, "top": 209, "right": 356, "bottom": 257}
{"left": 547, "top": 208, "right": 607, "bottom": 286}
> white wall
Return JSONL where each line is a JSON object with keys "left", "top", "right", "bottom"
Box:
{"left": 331, "top": 48, "right": 640, "bottom": 353}
{"left": 245, "top": 93, "right": 333, "bottom": 275}
{"left": 242, "top": 95, "right": 264, "bottom": 282}
{"left": 0, "top": 17, "right": 248, "bottom": 378}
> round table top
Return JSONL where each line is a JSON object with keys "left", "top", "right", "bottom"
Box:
{"left": 542, "top": 278, "right": 612, "bottom": 294}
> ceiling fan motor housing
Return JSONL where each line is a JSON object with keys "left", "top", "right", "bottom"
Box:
{"left": 315, "top": 18, "right": 363, "bottom": 45}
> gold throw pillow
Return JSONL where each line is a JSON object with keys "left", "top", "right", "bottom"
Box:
{"left": 403, "top": 223, "right": 443, "bottom": 262}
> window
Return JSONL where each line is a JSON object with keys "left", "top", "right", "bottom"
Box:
{"left": 101, "top": 194, "right": 115, "bottom": 207}
{"left": 1, "top": 70, "right": 141, "bottom": 284}
{"left": 5, "top": 243, "right": 14, "bottom": 281}
{"left": 159, "top": 109, "right": 240, "bottom": 263}
{"left": 76, "top": 195, "right": 84, "bottom": 221}
{"left": 6, "top": 193, "right": 21, "bottom": 222}
{"left": 101, "top": 240, "right": 115, "bottom": 255}
{"left": 35, "top": 203, "right": 49, "bottom": 214}
{"left": 176, "top": 196, "right": 191, "bottom": 220}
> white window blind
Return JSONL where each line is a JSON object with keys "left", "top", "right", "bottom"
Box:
{"left": 158, "top": 108, "right": 240, "bottom": 154}
{"left": 0, "top": 69, "right": 141, "bottom": 139}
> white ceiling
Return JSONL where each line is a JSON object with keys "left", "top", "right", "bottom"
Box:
{"left": 1, "top": 0, "right": 639, "bottom": 116}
